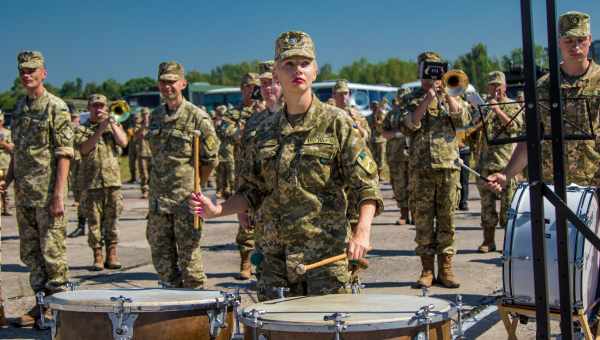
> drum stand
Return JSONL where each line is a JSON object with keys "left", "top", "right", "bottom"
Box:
{"left": 497, "top": 303, "right": 595, "bottom": 340}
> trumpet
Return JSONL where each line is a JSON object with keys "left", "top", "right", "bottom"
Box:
{"left": 442, "top": 69, "right": 469, "bottom": 97}
{"left": 109, "top": 100, "right": 131, "bottom": 123}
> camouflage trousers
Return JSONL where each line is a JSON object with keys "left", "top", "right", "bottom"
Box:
{"left": 16, "top": 205, "right": 69, "bottom": 293}
{"left": 410, "top": 168, "right": 460, "bottom": 256}
{"left": 257, "top": 245, "right": 351, "bottom": 301}
{"left": 138, "top": 157, "right": 151, "bottom": 194}
{"left": 128, "top": 145, "right": 138, "bottom": 180}
{"left": 146, "top": 205, "right": 206, "bottom": 288}
{"left": 477, "top": 169, "right": 517, "bottom": 230}
{"left": 388, "top": 160, "right": 409, "bottom": 208}
{"left": 237, "top": 223, "right": 255, "bottom": 253}
{"left": 369, "top": 141, "right": 386, "bottom": 175}
{"left": 82, "top": 187, "right": 123, "bottom": 249}
{"left": 216, "top": 161, "right": 234, "bottom": 197}
{"left": 69, "top": 160, "right": 81, "bottom": 203}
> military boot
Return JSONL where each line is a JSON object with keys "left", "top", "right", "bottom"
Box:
{"left": 68, "top": 217, "right": 86, "bottom": 238}
{"left": 92, "top": 248, "right": 104, "bottom": 271}
{"left": 437, "top": 254, "right": 460, "bottom": 288}
{"left": 237, "top": 250, "right": 252, "bottom": 280}
{"left": 478, "top": 228, "right": 497, "bottom": 253}
{"left": 105, "top": 244, "right": 122, "bottom": 270}
{"left": 413, "top": 255, "right": 435, "bottom": 288}
{"left": 1, "top": 193, "right": 11, "bottom": 216}
{"left": 396, "top": 207, "right": 410, "bottom": 225}
{"left": 12, "top": 304, "right": 39, "bottom": 328}
{"left": 0, "top": 286, "right": 7, "bottom": 327}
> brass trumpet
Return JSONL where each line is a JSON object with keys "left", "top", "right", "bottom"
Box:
{"left": 109, "top": 100, "right": 131, "bottom": 123}
{"left": 442, "top": 69, "right": 470, "bottom": 97}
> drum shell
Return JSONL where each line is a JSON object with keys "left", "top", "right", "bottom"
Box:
{"left": 243, "top": 320, "right": 452, "bottom": 339}
{"left": 52, "top": 308, "right": 233, "bottom": 340}
{"left": 503, "top": 184, "right": 600, "bottom": 313}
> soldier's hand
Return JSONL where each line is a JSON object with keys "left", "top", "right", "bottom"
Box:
{"left": 49, "top": 195, "right": 65, "bottom": 217}
{"left": 348, "top": 229, "right": 370, "bottom": 260}
{"left": 485, "top": 173, "right": 507, "bottom": 193}
{"left": 189, "top": 192, "right": 221, "bottom": 219}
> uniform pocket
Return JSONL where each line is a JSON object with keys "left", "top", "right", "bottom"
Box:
{"left": 167, "top": 129, "right": 193, "bottom": 158}
{"left": 299, "top": 143, "right": 336, "bottom": 188}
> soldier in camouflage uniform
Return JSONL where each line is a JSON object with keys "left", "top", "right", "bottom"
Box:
{"left": 488, "top": 12, "right": 600, "bottom": 191}
{"left": 0, "top": 111, "right": 14, "bottom": 216}
{"left": 367, "top": 101, "right": 387, "bottom": 179}
{"left": 476, "top": 72, "right": 523, "bottom": 253}
{"left": 231, "top": 72, "right": 262, "bottom": 280}
{"left": 398, "top": 52, "right": 471, "bottom": 289}
{"left": 67, "top": 110, "right": 87, "bottom": 237}
{"left": 332, "top": 79, "right": 371, "bottom": 228}
{"left": 75, "top": 94, "right": 128, "bottom": 271}
{"left": 383, "top": 88, "right": 412, "bottom": 225}
{"left": 191, "top": 31, "right": 383, "bottom": 301}
{"left": 3, "top": 51, "right": 73, "bottom": 327}
{"left": 134, "top": 107, "right": 152, "bottom": 198}
{"left": 146, "top": 61, "right": 219, "bottom": 288}
{"left": 214, "top": 105, "right": 235, "bottom": 199}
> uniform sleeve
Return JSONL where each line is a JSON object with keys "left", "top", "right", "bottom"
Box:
{"left": 52, "top": 108, "right": 74, "bottom": 159}
{"left": 236, "top": 140, "right": 268, "bottom": 211}
{"left": 198, "top": 117, "right": 219, "bottom": 167}
{"left": 449, "top": 97, "right": 472, "bottom": 128}
{"left": 338, "top": 117, "right": 384, "bottom": 216}
{"left": 504, "top": 103, "right": 524, "bottom": 135}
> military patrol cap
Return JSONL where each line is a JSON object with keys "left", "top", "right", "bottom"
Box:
{"left": 275, "top": 31, "right": 316, "bottom": 61}
{"left": 216, "top": 105, "right": 227, "bottom": 115}
{"left": 559, "top": 11, "right": 590, "bottom": 38}
{"left": 158, "top": 61, "right": 185, "bottom": 81}
{"left": 241, "top": 72, "right": 260, "bottom": 87}
{"left": 17, "top": 50, "right": 45, "bottom": 69}
{"left": 333, "top": 79, "right": 350, "bottom": 94}
{"left": 259, "top": 60, "right": 275, "bottom": 80}
{"left": 140, "top": 107, "right": 150, "bottom": 114}
{"left": 417, "top": 51, "right": 443, "bottom": 64}
{"left": 88, "top": 93, "right": 108, "bottom": 105}
{"left": 487, "top": 71, "right": 506, "bottom": 85}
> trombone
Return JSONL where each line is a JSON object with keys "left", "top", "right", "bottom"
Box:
{"left": 109, "top": 100, "right": 131, "bottom": 124}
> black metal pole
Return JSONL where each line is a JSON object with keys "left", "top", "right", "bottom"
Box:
{"left": 520, "top": 0, "right": 550, "bottom": 338}
{"left": 545, "top": 0, "right": 574, "bottom": 338}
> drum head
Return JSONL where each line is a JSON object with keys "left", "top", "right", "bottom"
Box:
{"left": 47, "top": 289, "right": 226, "bottom": 313}
{"left": 241, "top": 294, "right": 455, "bottom": 333}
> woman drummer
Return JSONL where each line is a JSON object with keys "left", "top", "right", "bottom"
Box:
{"left": 190, "top": 31, "right": 383, "bottom": 301}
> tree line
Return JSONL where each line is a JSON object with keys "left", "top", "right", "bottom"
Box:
{"left": 0, "top": 44, "right": 547, "bottom": 112}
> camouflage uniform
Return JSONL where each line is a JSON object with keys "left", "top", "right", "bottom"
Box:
{"left": 147, "top": 64, "right": 219, "bottom": 288}
{"left": 75, "top": 119, "right": 124, "bottom": 250}
{"left": 12, "top": 85, "right": 73, "bottom": 294}
{"left": 477, "top": 73, "right": 523, "bottom": 249}
{"left": 0, "top": 120, "right": 13, "bottom": 215}
{"left": 367, "top": 107, "right": 387, "bottom": 178}
{"left": 215, "top": 111, "right": 236, "bottom": 198}
{"left": 238, "top": 92, "right": 383, "bottom": 301}
{"left": 134, "top": 111, "right": 152, "bottom": 196}
{"left": 127, "top": 122, "right": 138, "bottom": 182}
{"left": 384, "top": 97, "right": 411, "bottom": 211}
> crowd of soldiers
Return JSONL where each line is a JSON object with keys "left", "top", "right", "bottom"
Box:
{"left": 0, "top": 9, "right": 598, "bottom": 331}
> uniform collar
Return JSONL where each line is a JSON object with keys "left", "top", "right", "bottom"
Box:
{"left": 279, "top": 94, "right": 321, "bottom": 135}
{"left": 163, "top": 99, "right": 187, "bottom": 123}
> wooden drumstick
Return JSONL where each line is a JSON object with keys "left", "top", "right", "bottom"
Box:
{"left": 295, "top": 254, "right": 347, "bottom": 275}
{"left": 193, "top": 131, "right": 201, "bottom": 229}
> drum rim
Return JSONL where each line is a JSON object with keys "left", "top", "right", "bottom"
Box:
{"left": 240, "top": 294, "right": 456, "bottom": 332}
{"left": 46, "top": 289, "right": 228, "bottom": 313}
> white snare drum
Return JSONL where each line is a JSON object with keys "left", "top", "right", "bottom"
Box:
{"left": 503, "top": 184, "right": 600, "bottom": 314}
{"left": 240, "top": 294, "right": 456, "bottom": 339}
{"left": 46, "top": 288, "right": 234, "bottom": 340}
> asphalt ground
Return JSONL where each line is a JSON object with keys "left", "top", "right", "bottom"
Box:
{"left": 0, "top": 181, "right": 568, "bottom": 339}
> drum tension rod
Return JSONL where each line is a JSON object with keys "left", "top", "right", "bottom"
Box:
{"left": 208, "top": 297, "right": 228, "bottom": 339}
{"left": 109, "top": 295, "right": 138, "bottom": 340}
{"left": 454, "top": 295, "right": 465, "bottom": 339}
{"left": 227, "top": 289, "right": 244, "bottom": 340}
{"left": 324, "top": 312, "right": 349, "bottom": 340}
{"left": 35, "top": 292, "right": 51, "bottom": 330}
{"left": 273, "top": 287, "right": 290, "bottom": 299}
{"left": 243, "top": 309, "right": 265, "bottom": 340}
{"left": 415, "top": 304, "right": 436, "bottom": 340}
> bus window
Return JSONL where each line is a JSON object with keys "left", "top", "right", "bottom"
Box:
{"left": 202, "top": 94, "right": 226, "bottom": 111}
{"left": 369, "top": 91, "right": 382, "bottom": 103}
{"left": 225, "top": 93, "right": 242, "bottom": 108}
{"left": 351, "top": 90, "right": 369, "bottom": 110}
{"left": 314, "top": 88, "right": 333, "bottom": 102}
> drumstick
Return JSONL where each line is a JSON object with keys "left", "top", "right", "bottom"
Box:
{"left": 193, "top": 131, "right": 201, "bottom": 229}
{"left": 296, "top": 254, "right": 347, "bottom": 275}
{"left": 455, "top": 158, "right": 490, "bottom": 183}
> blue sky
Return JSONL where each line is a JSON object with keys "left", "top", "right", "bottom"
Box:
{"left": 1, "top": 1, "right": 598, "bottom": 91}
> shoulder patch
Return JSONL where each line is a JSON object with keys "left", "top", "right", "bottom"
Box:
{"left": 356, "top": 150, "right": 377, "bottom": 175}
{"left": 205, "top": 135, "right": 217, "bottom": 150}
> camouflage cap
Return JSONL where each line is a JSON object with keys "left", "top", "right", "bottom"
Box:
{"left": 158, "top": 61, "right": 185, "bottom": 81}
{"left": 216, "top": 105, "right": 227, "bottom": 115}
{"left": 275, "top": 31, "right": 316, "bottom": 61}
{"left": 259, "top": 60, "right": 275, "bottom": 80}
{"left": 333, "top": 79, "right": 350, "bottom": 94}
{"left": 17, "top": 50, "right": 45, "bottom": 69}
{"left": 559, "top": 11, "right": 590, "bottom": 38}
{"left": 487, "top": 71, "right": 506, "bottom": 85}
{"left": 417, "top": 51, "right": 442, "bottom": 64}
{"left": 140, "top": 107, "right": 150, "bottom": 114}
{"left": 88, "top": 93, "right": 108, "bottom": 105}
{"left": 397, "top": 88, "right": 411, "bottom": 97}
{"left": 241, "top": 72, "right": 260, "bottom": 87}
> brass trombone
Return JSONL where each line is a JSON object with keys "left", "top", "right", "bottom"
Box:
{"left": 109, "top": 100, "right": 131, "bottom": 123}
{"left": 442, "top": 69, "right": 470, "bottom": 97}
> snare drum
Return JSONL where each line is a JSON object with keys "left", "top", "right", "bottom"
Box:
{"left": 46, "top": 288, "right": 234, "bottom": 340}
{"left": 240, "top": 294, "right": 455, "bottom": 339}
{"left": 503, "top": 184, "right": 600, "bottom": 314}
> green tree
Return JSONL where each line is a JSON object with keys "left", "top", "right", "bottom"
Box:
{"left": 101, "top": 79, "right": 122, "bottom": 99}
{"left": 316, "top": 63, "right": 337, "bottom": 81}
{"left": 453, "top": 43, "right": 501, "bottom": 92}
{"left": 83, "top": 82, "right": 101, "bottom": 98}
{"left": 186, "top": 70, "right": 209, "bottom": 83}
{"left": 501, "top": 45, "right": 548, "bottom": 70}
{"left": 121, "top": 77, "right": 156, "bottom": 96}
